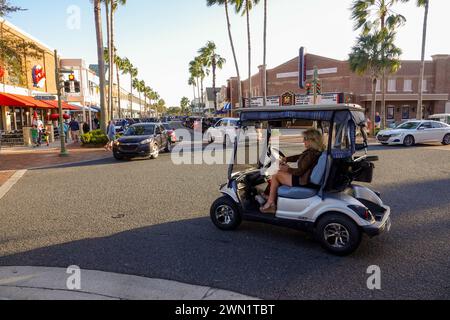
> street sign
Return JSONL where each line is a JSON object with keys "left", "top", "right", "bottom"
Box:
{"left": 34, "top": 95, "right": 56, "bottom": 101}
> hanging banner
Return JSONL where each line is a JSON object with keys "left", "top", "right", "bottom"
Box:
{"left": 32, "top": 65, "right": 46, "bottom": 88}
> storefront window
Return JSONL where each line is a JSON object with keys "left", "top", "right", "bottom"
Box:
{"left": 402, "top": 107, "right": 410, "bottom": 120}
{"left": 387, "top": 107, "right": 395, "bottom": 120}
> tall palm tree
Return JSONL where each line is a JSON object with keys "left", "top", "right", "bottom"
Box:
{"left": 206, "top": 0, "right": 243, "bottom": 108}
{"left": 415, "top": 0, "right": 429, "bottom": 120}
{"left": 198, "top": 41, "right": 226, "bottom": 110}
{"left": 351, "top": 0, "right": 408, "bottom": 128}
{"left": 188, "top": 76, "right": 197, "bottom": 105}
{"left": 94, "top": 0, "right": 108, "bottom": 132}
{"left": 114, "top": 55, "right": 124, "bottom": 118}
{"left": 189, "top": 58, "right": 203, "bottom": 105}
{"left": 235, "top": 0, "right": 260, "bottom": 101}
{"left": 263, "top": 0, "right": 267, "bottom": 106}
{"left": 104, "top": 0, "right": 112, "bottom": 121}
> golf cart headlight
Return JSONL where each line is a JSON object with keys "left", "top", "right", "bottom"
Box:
{"left": 349, "top": 205, "right": 375, "bottom": 222}
{"left": 140, "top": 138, "right": 152, "bottom": 145}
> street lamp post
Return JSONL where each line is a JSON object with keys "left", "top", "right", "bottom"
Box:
{"left": 54, "top": 50, "right": 68, "bottom": 157}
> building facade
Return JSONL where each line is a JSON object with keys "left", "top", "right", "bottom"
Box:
{"left": 225, "top": 52, "right": 450, "bottom": 122}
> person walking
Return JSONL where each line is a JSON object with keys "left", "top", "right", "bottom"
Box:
{"left": 69, "top": 118, "right": 81, "bottom": 143}
{"left": 105, "top": 120, "right": 116, "bottom": 151}
{"left": 63, "top": 120, "right": 70, "bottom": 144}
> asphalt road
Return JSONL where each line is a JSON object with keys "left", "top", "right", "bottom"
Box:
{"left": 0, "top": 127, "right": 449, "bottom": 300}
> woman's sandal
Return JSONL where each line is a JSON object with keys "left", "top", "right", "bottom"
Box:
{"left": 260, "top": 203, "right": 277, "bottom": 214}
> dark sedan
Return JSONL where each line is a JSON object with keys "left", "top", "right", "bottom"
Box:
{"left": 113, "top": 123, "right": 171, "bottom": 160}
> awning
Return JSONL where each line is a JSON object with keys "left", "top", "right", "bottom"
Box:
{"left": 0, "top": 93, "right": 55, "bottom": 109}
{"left": 41, "top": 100, "right": 79, "bottom": 111}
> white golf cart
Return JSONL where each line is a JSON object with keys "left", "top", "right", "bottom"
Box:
{"left": 210, "top": 104, "right": 392, "bottom": 256}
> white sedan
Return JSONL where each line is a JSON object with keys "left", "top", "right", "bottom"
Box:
{"left": 377, "top": 120, "right": 450, "bottom": 147}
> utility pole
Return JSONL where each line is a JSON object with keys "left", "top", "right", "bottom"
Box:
{"left": 54, "top": 50, "right": 68, "bottom": 157}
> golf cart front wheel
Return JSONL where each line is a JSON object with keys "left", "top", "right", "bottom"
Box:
{"left": 316, "top": 213, "right": 362, "bottom": 256}
{"left": 210, "top": 196, "right": 242, "bottom": 231}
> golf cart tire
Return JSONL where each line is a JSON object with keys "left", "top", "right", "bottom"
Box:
{"left": 315, "top": 213, "right": 362, "bottom": 256}
{"left": 403, "top": 135, "right": 415, "bottom": 147}
{"left": 210, "top": 196, "right": 242, "bottom": 231}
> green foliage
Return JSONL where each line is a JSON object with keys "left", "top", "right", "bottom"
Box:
{"left": 0, "top": 0, "right": 25, "bottom": 17}
{"left": 81, "top": 129, "right": 109, "bottom": 146}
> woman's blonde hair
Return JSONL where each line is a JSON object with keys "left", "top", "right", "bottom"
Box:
{"left": 303, "top": 129, "right": 326, "bottom": 152}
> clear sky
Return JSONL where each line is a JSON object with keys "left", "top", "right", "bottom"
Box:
{"left": 5, "top": 0, "right": 450, "bottom": 106}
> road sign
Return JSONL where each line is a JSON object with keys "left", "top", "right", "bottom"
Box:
{"left": 34, "top": 95, "right": 56, "bottom": 101}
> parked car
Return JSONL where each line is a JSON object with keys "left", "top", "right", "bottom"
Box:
{"left": 377, "top": 120, "right": 450, "bottom": 146}
{"left": 205, "top": 118, "right": 240, "bottom": 145}
{"left": 113, "top": 123, "right": 171, "bottom": 160}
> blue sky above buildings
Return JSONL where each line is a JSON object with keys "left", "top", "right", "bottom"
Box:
{"left": 5, "top": 0, "right": 450, "bottom": 106}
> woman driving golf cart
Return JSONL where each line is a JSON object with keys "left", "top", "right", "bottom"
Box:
{"left": 261, "top": 129, "right": 325, "bottom": 214}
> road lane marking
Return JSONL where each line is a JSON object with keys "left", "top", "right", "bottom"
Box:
{"left": 0, "top": 170, "right": 27, "bottom": 201}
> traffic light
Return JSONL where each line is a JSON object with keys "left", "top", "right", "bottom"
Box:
{"left": 64, "top": 81, "right": 71, "bottom": 93}
{"left": 316, "top": 82, "right": 322, "bottom": 95}
{"left": 74, "top": 81, "right": 81, "bottom": 93}
{"left": 306, "top": 83, "right": 312, "bottom": 95}
{"left": 68, "top": 74, "right": 75, "bottom": 81}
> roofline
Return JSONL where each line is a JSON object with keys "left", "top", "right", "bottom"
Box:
{"left": 0, "top": 18, "right": 55, "bottom": 53}
{"left": 237, "top": 104, "right": 365, "bottom": 113}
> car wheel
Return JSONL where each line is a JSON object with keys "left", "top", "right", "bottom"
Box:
{"left": 403, "top": 135, "right": 415, "bottom": 147}
{"left": 315, "top": 213, "right": 362, "bottom": 256}
{"left": 442, "top": 134, "right": 450, "bottom": 146}
{"left": 149, "top": 143, "right": 159, "bottom": 159}
{"left": 210, "top": 196, "right": 242, "bottom": 231}
{"left": 113, "top": 152, "right": 124, "bottom": 161}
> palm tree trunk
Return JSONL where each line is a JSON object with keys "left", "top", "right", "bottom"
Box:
{"left": 417, "top": 0, "right": 429, "bottom": 121}
{"left": 212, "top": 57, "right": 217, "bottom": 111}
{"left": 196, "top": 78, "right": 201, "bottom": 109}
{"left": 246, "top": 0, "right": 252, "bottom": 101}
{"left": 371, "top": 77, "right": 377, "bottom": 137}
{"left": 105, "top": 2, "right": 112, "bottom": 122}
{"left": 224, "top": 0, "right": 242, "bottom": 109}
{"left": 380, "top": 14, "right": 386, "bottom": 129}
{"left": 263, "top": 0, "right": 267, "bottom": 107}
{"left": 109, "top": 0, "right": 115, "bottom": 120}
{"left": 116, "top": 64, "right": 121, "bottom": 119}
{"left": 130, "top": 75, "right": 133, "bottom": 117}
{"left": 139, "top": 91, "right": 142, "bottom": 117}
{"left": 94, "top": 0, "right": 108, "bottom": 133}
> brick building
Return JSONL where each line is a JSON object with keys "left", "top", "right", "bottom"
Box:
{"left": 224, "top": 52, "right": 450, "bottom": 123}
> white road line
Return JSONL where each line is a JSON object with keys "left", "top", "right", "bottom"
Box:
{"left": 0, "top": 170, "right": 27, "bottom": 201}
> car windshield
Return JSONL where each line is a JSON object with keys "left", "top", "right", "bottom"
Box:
{"left": 162, "top": 123, "right": 171, "bottom": 130}
{"left": 396, "top": 122, "right": 420, "bottom": 130}
{"left": 125, "top": 125, "right": 155, "bottom": 136}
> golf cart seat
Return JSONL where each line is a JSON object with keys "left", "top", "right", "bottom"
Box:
{"left": 278, "top": 152, "right": 328, "bottom": 200}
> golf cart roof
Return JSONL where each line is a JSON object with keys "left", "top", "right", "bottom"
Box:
{"left": 238, "top": 104, "right": 366, "bottom": 126}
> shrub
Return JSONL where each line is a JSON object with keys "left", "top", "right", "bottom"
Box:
{"left": 81, "top": 130, "right": 109, "bottom": 146}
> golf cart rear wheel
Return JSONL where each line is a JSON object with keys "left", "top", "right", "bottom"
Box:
{"left": 316, "top": 213, "right": 362, "bottom": 256}
{"left": 210, "top": 196, "right": 242, "bottom": 231}
{"left": 403, "top": 135, "right": 415, "bottom": 147}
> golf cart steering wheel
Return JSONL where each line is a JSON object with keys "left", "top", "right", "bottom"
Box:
{"left": 263, "top": 147, "right": 287, "bottom": 169}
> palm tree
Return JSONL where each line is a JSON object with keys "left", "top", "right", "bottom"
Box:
{"left": 114, "top": 55, "right": 124, "bottom": 118}
{"left": 0, "top": 1, "right": 24, "bottom": 16}
{"left": 349, "top": 31, "right": 402, "bottom": 136}
{"left": 234, "top": 0, "right": 260, "bottom": 101}
{"left": 206, "top": 0, "right": 242, "bottom": 108}
{"left": 189, "top": 58, "right": 202, "bottom": 106}
{"left": 415, "top": 0, "right": 429, "bottom": 120}
{"left": 198, "top": 41, "right": 226, "bottom": 111}
{"left": 351, "top": 0, "right": 408, "bottom": 128}
{"left": 94, "top": 0, "right": 108, "bottom": 132}
{"left": 103, "top": 0, "right": 112, "bottom": 122}
{"left": 188, "top": 76, "right": 197, "bottom": 106}
{"left": 263, "top": 0, "right": 267, "bottom": 106}
{"left": 180, "top": 97, "right": 190, "bottom": 115}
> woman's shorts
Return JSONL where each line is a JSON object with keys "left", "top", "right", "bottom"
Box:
{"left": 292, "top": 175, "right": 302, "bottom": 187}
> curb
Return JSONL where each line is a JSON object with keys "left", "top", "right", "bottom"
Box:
{"left": 28, "top": 155, "right": 113, "bottom": 171}
{"left": 0, "top": 170, "right": 27, "bottom": 201}
{"left": 0, "top": 267, "right": 258, "bottom": 300}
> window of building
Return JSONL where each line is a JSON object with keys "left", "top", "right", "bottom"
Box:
{"left": 376, "top": 80, "right": 381, "bottom": 92}
{"left": 402, "top": 106, "right": 410, "bottom": 120}
{"left": 403, "top": 79, "right": 413, "bottom": 92}
{"left": 388, "top": 79, "right": 396, "bottom": 92}
{"left": 422, "top": 80, "right": 428, "bottom": 92}
{"left": 387, "top": 106, "right": 395, "bottom": 120}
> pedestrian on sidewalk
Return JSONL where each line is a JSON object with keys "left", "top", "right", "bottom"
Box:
{"left": 63, "top": 120, "right": 70, "bottom": 144}
{"left": 69, "top": 117, "right": 80, "bottom": 143}
{"left": 105, "top": 120, "right": 116, "bottom": 151}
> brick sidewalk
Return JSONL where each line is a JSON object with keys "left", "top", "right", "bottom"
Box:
{"left": 0, "top": 143, "right": 111, "bottom": 171}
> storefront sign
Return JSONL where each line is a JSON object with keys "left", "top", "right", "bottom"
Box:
{"left": 245, "top": 93, "right": 343, "bottom": 107}
{"left": 281, "top": 92, "right": 295, "bottom": 106}
{"left": 32, "top": 65, "right": 46, "bottom": 88}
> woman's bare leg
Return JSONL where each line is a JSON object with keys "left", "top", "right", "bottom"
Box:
{"left": 264, "top": 171, "right": 293, "bottom": 208}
